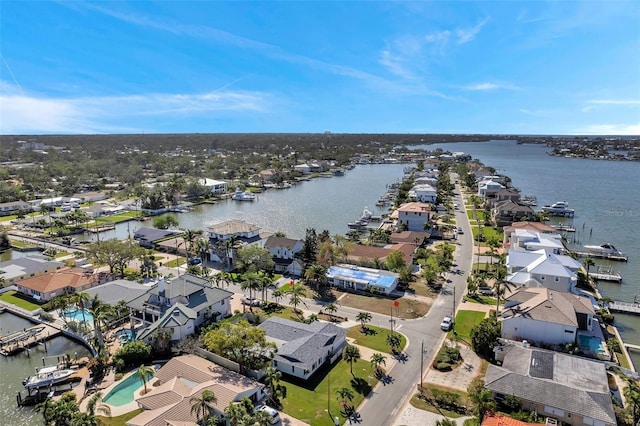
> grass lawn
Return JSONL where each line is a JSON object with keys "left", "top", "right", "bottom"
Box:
{"left": 97, "top": 409, "right": 142, "bottom": 426}
{"left": 463, "top": 295, "right": 499, "bottom": 306}
{"left": 346, "top": 325, "right": 407, "bottom": 353}
{"left": 0, "top": 290, "right": 42, "bottom": 311}
{"left": 9, "top": 239, "right": 39, "bottom": 249}
{"left": 450, "top": 310, "right": 486, "bottom": 342}
{"left": 335, "top": 291, "right": 430, "bottom": 319}
{"left": 410, "top": 384, "right": 470, "bottom": 418}
{"left": 0, "top": 214, "right": 18, "bottom": 222}
{"left": 165, "top": 257, "right": 186, "bottom": 268}
{"left": 94, "top": 211, "right": 141, "bottom": 223}
{"left": 54, "top": 250, "right": 70, "bottom": 259}
{"left": 614, "top": 349, "right": 632, "bottom": 370}
{"left": 282, "top": 358, "right": 377, "bottom": 426}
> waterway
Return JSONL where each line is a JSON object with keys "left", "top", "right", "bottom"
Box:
{"left": 0, "top": 312, "right": 91, "bottom": 426}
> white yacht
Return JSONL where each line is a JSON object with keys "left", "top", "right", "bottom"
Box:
{"left": 232, "top": 188, "right": 256, "bottom": 201}
{"left": 584, "top": 243, "right": 624, "bottom": 257}
{"left": 23, "top": 365, "right": 75, "bottom": 389}
{"left": 541, "top": 201, "right": 575, "bottom": 217}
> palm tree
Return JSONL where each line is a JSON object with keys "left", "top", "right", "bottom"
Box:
{"left": 323, "top": 302, "right": 338, "bottom": 320}
{"left": 190, "top": 389, "right": 217, "bottom": 425}
{"left": 87, "top": 294, "right": 114, "bottom": 351}
{"left": 224, "top": 402, "right": 247, "bottom": 426}
{"left": 356, "top": 311, "right": 372, "bottom": 331}
{"left": 386, "top": 333, "right": 402, "bottom": 354}
{"left": 196, "top": 237, "right": 211, "bottom": 263}
{"left": 272, "top": 287, "right": 285, "bottom": 306}
{"left": 492, "top": 278, "right": 515, "bottom": 317}
{"left": 335, "top": 386, "right": 354, "bottom": 409}
{"left": 183, "top": 229, "right": 203, "bottom": 262}
{"left": 304, "top": 263, "right": 327, "bottom": 291}
{"left": 137, "top": 364, "right": 155, "bottom": 394}
{"left": 72, "top": 291, "right": 91, "bottom": 328}
{"left": 583, "top": 257, "right": 595, "bottom": 281}
{"left": 288, "top": 283, "right": 307, "bottom": 314}
{"left": 263, "top": 366, "right": 286, "bottom": 407}
{"left": 86, "top": 391, "right": 111, "bottom": 418}
{"left": 343, "top": 345, "right": 361, "bottom": 376}
{"left": 370, "top": 352, "right": 386, "bottom": 376}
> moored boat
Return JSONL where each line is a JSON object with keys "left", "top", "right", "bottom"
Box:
{"left": 541, "top": 201, "right": 575, "bottom": 217}
{"left": 23, "top": 365, "right": 75, "bottom": 389}
{"left": 584, "top": 243, "right": 625, "bottom": 257}
{"left": 232, "top": 188, "right": 256, "bottom": 201}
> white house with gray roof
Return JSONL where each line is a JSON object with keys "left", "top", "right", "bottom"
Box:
{"left": 261, "top": 235, "right": 305, "bottom": 276}
{"left": 506, "top": 249, "right": 582, "bottom": 293}
{"left": 501, "top": 287, "right": 596, "bottom": 347}
{"left": 259, "top": 317, "right": 347, "bottom": 380}
{"left": 486, "top": 343, "right": 616, "bottom": 426}
{"left": 127, "top": 274, "right": 233, "bottom": 339}
{"left": 85, "top": 279, "right": 149, "bottom": 306}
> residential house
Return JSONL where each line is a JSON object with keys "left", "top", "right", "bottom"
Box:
{"left": 326, "top": 264, "right": 400, "bottom": 295}
{"left": 85, "top": 279, "right": 149, "bottom": 305}
{"left": 71, "top": 191, "right": 108, "bottom": 203}
{"left": 199, "top": 178, "right": 228, "bottom": 194}
{"left": 259, "top": 317, "right": 347, "bottom": 380}
{"left": 389, "top": 231, "right": 429, "bottom": 247}
{"left": 481, "top": 414, "right": 538, "bottom": 426}
{"left": 15, "top": 267, "right": 102, "bottom": 302}
{"left": 294, "top": 163, "right": 311, "bottom": 174}
{"left": 408, "top": 184, "right": 437, "bottom": 204}
{"left": 491, "top": 200, "right": 536, "bottom": 226}
{"left": 207, "top": 220, "right": 263, "bottom": 266}
{"left": 127, "top": 274, "right": 233, "bottom": 339}
{"left": 396, "top": 202, "right": 432, "bottom": 233}
{"left": 0, "top": 200, "right": 30, "bottom": 216}
{"left": 0, "top": 256, "right": 63, "bottom": 285}
{"left": 133, "top": 227, "right": 181, "bottom": 249}
{"left": 506, "top": 249, "right": 582, "bottom": 293}
{"left": 507, "top": 229, "right": 565, "bottom": 254}
{"left": 489, "top": 188, "right": 521, "bottom": 206}
{"left": 486, "top": 343, "right": 616, "bottom": 426}
{"left": 127, "top": 354, "right": 267, "bottom": 426}
{"left": 28, "top": 196, "right": 81, "bottom": 209}
{"left": 261, "top": 235, "right": 304, "bottom": 276}
{"left": 502, "top": 221, "right": 556, "bottom": 249}
{"left": 478, "top": 180, "right": 505, "bottom": 198}
{"left": 344, "top": 243, "right": 415, "bottom": 270}
{"left": 500, "top": 287, "right": 596, "bottom": 347}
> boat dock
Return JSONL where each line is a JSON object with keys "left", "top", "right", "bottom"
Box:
{"left": 591, "top": 267, "right": 623, "bottom": 283}
{"left": 625, "top": 343, "right": 640, "bottom": 353}
{"left": 608, "top": 301, "right": 640, "bottom": 315}
{"left": 0, "top": 324, "right": 62, "bottom": 356}
{"left": 573, "top": 251, "right": 628, "bottom": 262}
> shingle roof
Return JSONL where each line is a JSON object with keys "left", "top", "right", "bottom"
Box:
{"left": 485, "top": 345, "right": 615, "bottom": 425}
{"left": 263, "top": 235, "right": 302, "bottom": 251}
{"left": 502, "top": 288, "right": 593, "bottom": 326}
{"left": 85, "top": 279, "right": 148, "bottom": 305}
{"left": 0, "top": 256, "right": 63, "bottom": 280}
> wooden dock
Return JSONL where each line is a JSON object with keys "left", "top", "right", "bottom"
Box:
{"left": 608, "top": 301, "right": 640, "bottom": 315}
{"left": 573, "top": 251, "right": 628, "bottom": 262}
{"left": 0, "top": 324, "right": 62, "bottom": 356}
{"left": 591, "top": 267, "right": 622, "bottom": 283}
{"left": 624, "top": 343, "right": 640, "bottom": 352}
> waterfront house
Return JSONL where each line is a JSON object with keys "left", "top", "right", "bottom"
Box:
{"left": 261, "top": 235, "right": 305, "bottom": 276}
{"left": 294, "top": 163, "right": 312, "bottom": 174}
{"left": 259, "top": 317, "right": 347, "bottom": 380}
{"left": 486, "top": 343, "right": 616, "bottom": 426}
{"left": 326, "top": 264, "right": 400, "bottom": 295}
{"left": 389, "top": 231, "right": 429, "bottom": 247}
{"left": 396, "top": 202, "right": 432, "bottom": 233}
{"left": 85, "top": 279, "right": 149, "bottom": 305}
{"left": 507, "top": 229, "right": 565, "bottom": 254}
{"left": 199, "top": 178, "right": 228, "bottom": 194}
{"left": 207, "top": 220, "right": 264, "bottom": 266}
{"left": 71, "top": 191, "right": 108, "bottom": 203}
{"left": 478, "top": 180, "right": 505, "bottom": 199}
{"left": 491, "top": 200, "right": 536, "bottom": 226}
{"left": 133, "top": 227, "right": 181, "bottom": 249}
{"left": 15, "top": 267, "right": 102, "bottom": 302}
{"left": 500, "top": 287, "right": 596, "bottom": 347}
{"left": 489, "top": 188, "right": 521, "bottom": 205}
{"left": 0, "top": 256, "right": 63, "bottom": 285}
{"left": 506, "top": 249, "right": 581, "bottom": 293}
{"left": 502, "top": 221, "right": 556, "bottom": 249}
{"left": 344, "top": 243, "right": 415, "bottom": 269}
{"left": 408, "top": 184, "right": 437, "bottom": 204}
{"left": 0, "top": 200, "right": 31, "bottom": 216}
{"left": 127, "top": 274, "right": 233, "bottom": 335}
{"left": 127, "top": 354, "right": 267, "bottom": 426}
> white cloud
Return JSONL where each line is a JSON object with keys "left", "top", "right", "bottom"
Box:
{"left": 462, "top": 82, "right": 521, "bottom": 91}
{"left": 0, "top": 84, "right": 271, "bottom": 134}
{"left": 581, "top": 99, "right": 640, "bottom": 112}
{"left": 456, "top": 17, "right": 490, "bottom": 44}
{"left": 574, "top": 123, "right": 640, "bottom": 135}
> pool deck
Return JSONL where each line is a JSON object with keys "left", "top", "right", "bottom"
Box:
{"left": 79, "top": 369, "right": 145, "bottom": 417}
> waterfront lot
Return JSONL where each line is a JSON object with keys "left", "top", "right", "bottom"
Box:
{"left": 0, "top": 290, "right": 41, "bottom": 311}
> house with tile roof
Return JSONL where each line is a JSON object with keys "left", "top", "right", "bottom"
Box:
{"left": 127, "top": 354, "right": 267, "bottom": 426}
{"left": 395, "top": 202, "right": 432, "bottom": 233}
{"left": 259, "top": 317, "right": 347, "bottom": 380}
{"left": 15, "top": 267, "right": 101, "bottom": 301}
{"left": 486, "top": 343, "right": 616, "bottom": 426}
{"left": 127, "top": 274, "right": 233, "bottom": 340}
{"left": 481, "top": 414, "right": 539, "bottom": 426}
{"left": 501, "top": 287, "right": 597, "bottom": 347}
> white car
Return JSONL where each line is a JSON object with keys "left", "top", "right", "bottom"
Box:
{"left": 254, "top": 404, "right": 281, "bottom": 424}
{"left": 440, "top": 316, "right": 453, "bottom": 331}
{"left": 241, "top": 296, "right": 261, "bottom": 307}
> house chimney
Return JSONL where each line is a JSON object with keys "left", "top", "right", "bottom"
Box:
{"left": 158, "top": 277, "right": 165, "bottom": 295}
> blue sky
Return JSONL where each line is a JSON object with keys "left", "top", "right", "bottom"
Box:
{"left": 1, "top": 1, "right": 639, "bottom": 135}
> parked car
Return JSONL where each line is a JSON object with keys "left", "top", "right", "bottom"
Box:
{"left": 188, "top": 257, "right": 202, "bottom": 265}
{"left": 440, "top": 316, "right": 453, "bottom": 331}
{"left": 241, "top": 296, "right": 261, "bottom": 307}
{"left": 457, "top": 227, "right": 464, "bottom": 234}
{"left": 254, "top": 404, "right": 280, "bottom": 424}
{"left": 478, "top": 286, "right": 494, "bottom": 296}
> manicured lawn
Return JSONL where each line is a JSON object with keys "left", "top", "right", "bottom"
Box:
{"left": 0, "top": 214, "right": 18, "bottom": 222}
{"left": 409, "top": 392, "right": 466, "bottom": 418}
{"left": 165, "top": 257, "right": 186, "bottom": 268}
{"left": 282, "top": 358, "right": 378, "bottom": 426}
{"left": 450, "top": 310, "right": 486, "bottom": 342}
{"left": 346, "top": 325, "right": 407, "bottom": 353}
{"left": 9, "top": 239, "right": 39, "bottom": 249}
{"left": 97, "top": 409, "right": 142, "bottom": 426}
{"left": 94, "top": 211, "right": 141, "bottom": 223}
{"left": 0, "top": 290, "right": 42, "bottom": 311}
{"left": 335, "top": 291, "right": 430, "bottom": 319}
{"left": 463, "top": 295, "right": 499, "bottom": 305}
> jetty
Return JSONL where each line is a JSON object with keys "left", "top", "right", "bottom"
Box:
{"left": 573, "top": 251, "right": 628, "bottom": 262}
{"left": 625, "top": 343, "right": 640, "bottom": 352}
{"left": 0, "top": 324, "right": 62, "bottom": 356}
{"left": 608, "top": 301, "right": 640, "bottom": 315}
{"left": 591, "top": 266, "right": 622, "bottom": 283}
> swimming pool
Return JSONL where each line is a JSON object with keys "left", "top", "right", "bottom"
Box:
{"left": 116, "top": 329, "right": 136, "bottom": 343}
{"left": 103, "top": 371, "right": 153, "bottom": 406}
{"left": 578, "top": 335, "right": 606, "bottom": 354}
{"left": 65, "top": 309, "right": 94, "bottom": 324}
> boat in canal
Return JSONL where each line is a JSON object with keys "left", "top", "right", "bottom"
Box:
{"left": 231, "top": 188, "right": 256, "bottom": 201}
{"left": 541, "top": 201, "right": 575, "bottom": 217}
{"left": 23, "top": 365, "right": 75, "bottom": 389}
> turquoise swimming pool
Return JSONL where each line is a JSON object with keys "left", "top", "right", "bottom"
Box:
{"left": 65, "top": 309, "right": 93, "bottom": 324}
{"left": 579, "top": 335, "right": 606, "bottom": 354}
{"left": 103, "top": 372, "right": 152, "bottom": 406}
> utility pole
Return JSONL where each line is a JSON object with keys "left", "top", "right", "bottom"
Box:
{"left": 420, "top": 341, "right": 424, "bottom": 395}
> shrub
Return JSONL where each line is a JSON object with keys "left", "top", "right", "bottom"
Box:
{"left": 115, "top": 372, "right": 124, "bottom": 381}
{"left": 39, "top": 311, "right": 54, "bottom": 321}
{"left": 436, "top": 362, "right": 452, "bottom": 371}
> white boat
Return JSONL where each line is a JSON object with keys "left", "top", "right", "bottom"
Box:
{"left": 23, "top": 365, "right": 75, "bottom": 389}
{"left": 359, "top": 207, "right": 381, "bottom": 222}
{"left": 232, "top": 188, "right": 256, "bottom": 201}
{"left": 541, "top": 201, "right": 575, "bottom": 217}
{"left": 347, "top": 219, "right": 369, "bottom": 230}
{"left": 584, "top": 243, "right": 625, "bottom": 257}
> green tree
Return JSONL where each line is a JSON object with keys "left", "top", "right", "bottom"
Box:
{"left": 470, "top": 317, "right": 501, "bottom": 360}
{"left": 263, "top": 365, "right": 287, "bottom": 408}
{"left": 370, "top": 352, "right": 386, "bottom": 376}
{"left": 623, "top": 378, "right": 640, "bottom": 425}
{"left": 323, "top": 302, "right": 338, "bottom": 320}
{"left": 336, "top": 386, "right": 354, "bottom": 409}
{"left": 87, "top": 294, "right": 114, "bottom": 351}
{"left": 385, "top": 250, "right": 406, "bottom": 272}
{"left": 236, "top": 244, "right": 275, "bottom": 273}
{"left": 112, "top": 341, "right": 152, "bottom": 372}
{"left": 300, "top": 228, "right": 318, "bottom": 264}
{"left": 343, "top": 344, "right": 361, "bottom": 376}
{"left": 304, "top": 263, "right": 327, "bottom": 291}
{"left": 467, "top": 378, "right": 496, "bottom": 421}
{"left": 86, "top": 391, "right": 111, "bottom": 418}
{"left": 386, "top": 333, "right": 402, "bottom": 354}
{"left": 492, "top": 277, "right": 515, "bottom": 317}
{"left": 436, "top": 419, "right": 457, "bottom": 426}
{"left": 190, "top": 389, "right": 217, "bottom": 425}
{"left": 137, "top": 364, "right": 155, "bottom": 394}
{"left": 583, "top": 257, "right": 595, "bottom": 281}
{"left": 287, "top": 283, "right": 307, "bottom": 313}
{"left": 203, "top": 320, "right": 276, "bottom": 374}
{"left": 356, "top": 311, "right": 372, "bottom": 331}
{"left": 152, "top": 214, "right": 178, "bottom": 229}
{"left": 86, "top": 238, "right": 144, "bottom": 276}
